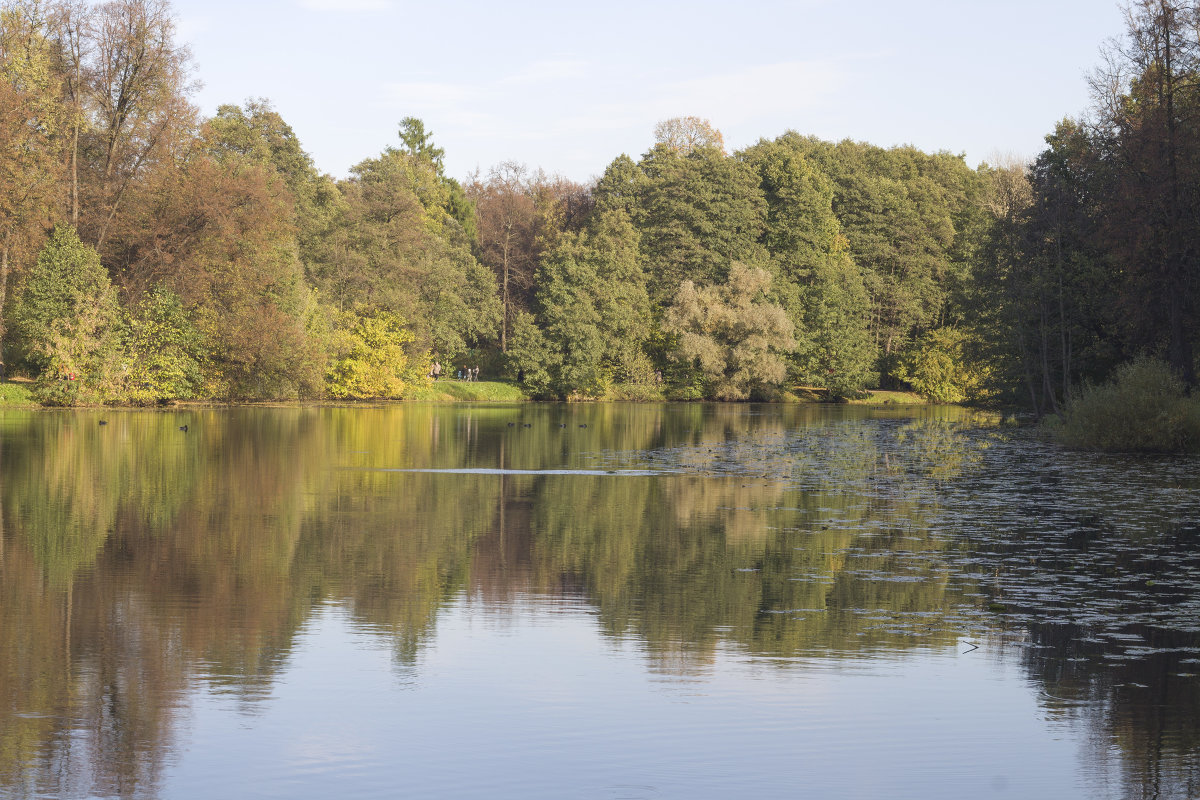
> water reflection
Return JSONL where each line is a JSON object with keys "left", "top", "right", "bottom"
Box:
{"left": 0, "top": 404, "right": 1197, "bottom": 798}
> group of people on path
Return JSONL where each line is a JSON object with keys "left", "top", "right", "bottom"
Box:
{"left": 429, "top": 360, "right": 480, "bottom": 382}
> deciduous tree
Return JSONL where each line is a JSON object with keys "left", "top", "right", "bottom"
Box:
{"left": 468, "top": 161, "right": 539, "bottom": 351}
{"left": 745, "top": 135, "right": 875, "bottom": 394}
{"left": 635, "top": 142, "right": 767, "bottom": 303}
{"left": 80, "top": 0, "right": 195, "bottom": 252}
{"left": 508, "top": 209, "right": 651, "bottom": 397}
{"left": 663, "top": 262, "right": 794, "bottom": 400}
{"left": 653, "top": 116, "right": 725, "bottom": 154}
{"left": 10, "top": 225, "right": 124, "bottom": 403}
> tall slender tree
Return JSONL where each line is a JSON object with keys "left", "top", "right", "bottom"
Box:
{"left": 468, "top": 161, "right": 539, "bottom": 352}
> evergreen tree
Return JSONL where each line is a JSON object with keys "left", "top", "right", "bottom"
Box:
{"left": 11, "top": 225, "right": 125, "bottom": 403}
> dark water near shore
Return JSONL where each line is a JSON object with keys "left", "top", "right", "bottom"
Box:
{"left": 1, "top": 403, "right": 1198, "bottom": 799}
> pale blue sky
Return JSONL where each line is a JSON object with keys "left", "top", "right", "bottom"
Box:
{"left": 173, "top": 0, "right": 1129, "bottom": 183}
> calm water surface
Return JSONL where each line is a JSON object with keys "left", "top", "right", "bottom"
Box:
{"left": 1, "top": 403, "right": 1198, "bottom": 799}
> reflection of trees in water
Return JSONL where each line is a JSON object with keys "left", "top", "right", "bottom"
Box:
{"left": 0, "top": 406, "right": 514, "bottom": 796}
{"left": 520, "top": 470, "right": 962, "bottom": 670}
{"left": 0, "top": 404, "right": 1194, "bottom": 799}
{"left": 1, "top": 411, "right": 205, "bottom": 586}
{"left": 508, "top": 407, "right": 994, "bottom": 667}
{"left": 1015, "top": 621, "right": 1200, "bottom": 800}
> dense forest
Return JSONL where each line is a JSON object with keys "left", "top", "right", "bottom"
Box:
{"left": 0, "top": 0, "right": 1197, "bottom": 409}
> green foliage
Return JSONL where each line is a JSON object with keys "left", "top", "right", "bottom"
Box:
{"left": 633, "top": 143, "right": 768, "bottom": 303}
{"left": 586, "top": 211, "right": 654, "bottom": 382}
{"left": 0, "top": 0, "right": 64, "bottom": 326}
{"left": 505, "top": 310, "right": 556, "bottom": 398}
{"left": 11, "top": 226, "right": 110, "bottom": 365}
{"left": 592, "top": 153, "right": 643, "bottom": 216}
{"left": 325, "top": 306, "right": 421, "bottom": 399}
{"left": 744, "top": 136, "right": 876, "bottom": 394}
{"left": 12, "top": 8, "right": 1184, "bottom": 414}
{"left": 783, "top": 243, "right": 878, "bottom": 396}
{"left": 205, "top": 100, "right": 349, "bottom": 290}
{"left": 663, "top": 263, "right": 795, "bottom": 400}
{"left": 507, "top": 210, "right": 652, "bottom": 399}
{"left": 418, "top": 241, "right": 501, "bottom": 362}
{"left": 601, "top": 382, "right": 666, "bottom": 402}
{"left": 971, "top": 135, "right": 1118, "bottom": 416}
{"left": 536, "top": 238, "right": 608, "bottom": 397}
{"left": 207, "top": 100, "right": 321, "bottom": 202}
{"left": 397, "top": 116, "right": 477, "bottom": 239}
{"left": 791, "top": 137, "right": 981, "bottom": 383}
{"left": 846, "top": 389, "right": 928, "bottom": 406}
{"left": 323, "top": 146, "right": 499, "bottom": 361}
{"left": 1086, "top": 3, "right": 1200, "bottom": 383}
{"left": 1052, "top": 357, "right": 1200, "bottom": 453}
{"left": 125, "top": 287, "right": 207, "bottom": 403}
{"left": 398, "top": 117, "right": 445, "bottom": 171}
{"left": 31, "top": 294, "right": 126, "bottom": 406}
{"left": 894, "top": 327, "right": 989, "bottom": 404}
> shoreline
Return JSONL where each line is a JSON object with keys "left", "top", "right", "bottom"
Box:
{"left": 0, "top": 378, "right": 941, "bottom": 410}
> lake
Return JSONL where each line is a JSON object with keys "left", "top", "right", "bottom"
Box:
{"left": 1, "top": 403, "right": 1198, "bottom": 799}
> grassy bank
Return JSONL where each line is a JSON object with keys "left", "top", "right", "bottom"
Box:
{"left": 0, "top": 380, "right": 37, "bottom": 407}
{"left": 847, "top": 390, "right": 928, "bottom": 405}
{"left": 407, "top": 379, "right": 528, "bottom": 402}
{"left": 780, "top": 387, "right": 930, "bottom": 404}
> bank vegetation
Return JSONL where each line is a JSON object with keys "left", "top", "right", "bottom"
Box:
{"left": 1, "top": 0, "right": 1198, "bottom": 445}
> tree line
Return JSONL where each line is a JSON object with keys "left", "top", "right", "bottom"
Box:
{"left": 0, "top": 0, "right": 1195, "bottom": 406}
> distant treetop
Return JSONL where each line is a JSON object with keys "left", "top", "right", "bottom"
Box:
{"left": 653, "top": 116, "right": 725, "bottom": 155}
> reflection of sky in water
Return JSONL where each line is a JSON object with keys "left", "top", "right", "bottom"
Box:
{"left": 168, "top": 601, "right": 1097, "bottom": 800}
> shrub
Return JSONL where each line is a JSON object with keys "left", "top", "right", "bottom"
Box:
{"left": 325, "top": 306, "right": 423, "bottom": 399}
{"left": 33, "top": 298, "right": 127, "bottom": 406}
{"left": 125, "top": 287, "right": 208, "bottom": 403}
{"left": 1053, "top": 357, "right": 1200, "bottom": 453}
{"left": 602, "top": 382, "right": 666, "bottom": 402}
{"left": 894, "top": 327, "right": 990, "bottom": 404}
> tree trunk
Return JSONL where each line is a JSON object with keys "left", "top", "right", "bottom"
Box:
{"left": 500, "top": 229, "right": 512, "bottom": 353}
{"left": 71, "top": 119, "right": 80, "bottom": 228}
{"left": 0, "top": 230, "right": 10, "bottom": 345}
{"left": 1039, "top": 301, "right": 1060, "bottom": 416}
{"left": 1017, "top": 327, "right": 1042, "bottom": 419}
{"left": 1168, "top": 287, "right": 1195, "bottom": 384}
